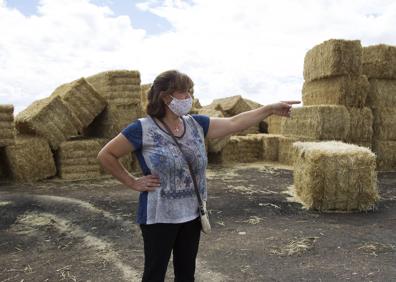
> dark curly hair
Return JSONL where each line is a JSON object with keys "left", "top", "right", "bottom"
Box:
{"left": 146, "top": 70, "right": 194, "bottom": 118}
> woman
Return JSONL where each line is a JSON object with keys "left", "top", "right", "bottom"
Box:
{"left": 97, "top": 70, "right": 299, "bottom": 282}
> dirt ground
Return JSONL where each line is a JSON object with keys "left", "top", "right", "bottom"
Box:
{"left": 0, "top": 162, "right": 395, "bottom": 282}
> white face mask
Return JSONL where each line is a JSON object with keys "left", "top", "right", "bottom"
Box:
{"left": 168, "top": 95, "right": 193, "bottom": 116}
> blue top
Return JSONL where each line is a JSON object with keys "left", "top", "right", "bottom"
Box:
{"left": 121, "top": 114, "right": 210, "bottom": 224}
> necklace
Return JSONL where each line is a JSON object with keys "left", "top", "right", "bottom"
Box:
{"left": 174, "top": 118, "right": 182, "bottom": 132}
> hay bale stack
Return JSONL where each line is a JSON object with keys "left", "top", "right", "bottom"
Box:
{"left": 0, "top": 105, "right": 15, "bottom": 147}
{"left": 261, "top": 134, "right": 282, "bottom": 161}
{"left": 244, "top": 98, "right": 262, "bottom": 110}
{"left": 346, "top": 107, "right": 373, "bottom": 144}
{"left": 51, "top": 78, "right": 106, "bottom": 133}
{"left": 4, "top": 135, "right": 56, "bottom": 182}
{"left": 281, "top": 106, "right": 350, "bottom": 141}
{"left": 140, "top": 83, "right": 151, "bottom": 114}
{"left": 85, "top": 70, "right": 142, "bottom": 138}
{"left": 278, "top": 135, "right": 313, "bottom": 165}
{"left": 208, "top": 135, "right": 263, "bottom": 164}
{"left": 197, "top": 108, "right": 230, "bottom": 153}
{"left": 372, "top": 108, "right": 396, "bottom": 141}
{"left": 367, "top": 79, "right": 396, "bottom": 108}
{"left": 302, "top": 75, "right": 369, "bottom": 108}
{"left": 15, "top": 97, "right": 79, "bottom": 150}
{"left": 303, "top": 39, "right": 362, "bottom": 82}
{"left": 293, "top": 141, "right": 379, "bottom": 211}
{"left": 56, "top": 138, "right": 103, "bottom": 180}
{"left": 362, "top": 44, "right": 396, "bottom": 79}
{"left": 211, "top": 95, "right": 251, "bottom": 116}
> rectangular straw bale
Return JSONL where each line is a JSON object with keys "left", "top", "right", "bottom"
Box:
{"left": 282, "top": 106, "right": 350, "bottom": 140}
{"left": 84, "top": 104, "right": 142, "bottom": 139}
{"left": 304, "top": 39, "right": 362, "bottom": 82}
{"left": 367, "top": 79, "right": 396, "bottom": 109}
{"left": 261, "top": 134, "right": 283, "bottom": 161}
{"left": 293, "top": 141, "right": 378, "bottom": 211}
{"left": 265, "top": 115, "right": 285, "bottom": 134}
{"left": 197, "top": 108, "right": 230, "bottom": 153}
{"left": 278, "top": 135, "right": 313, "bottom": 165}
{"left": 208, "top": 135, "right": 263, "bottom": 164}
{"left": 362, "top": 44, "right": 396, "bottom": 79}
{"left": 0, "top": 104, "right": 15, "bottom": 147}
{"left": 4, "top": 135, "right": 56, "bottom": 182}
{"left": 373, "top": 140, "right": 396, "bottom": 171}
{"left": 346, "top": 107, "right": 373, "bottom": 143}
{"left": 211, "top": 95, "right": 251, "bottom": 116}
{"left": 15, "top": 97, "right": 79, "bottom": 150}
{"left": 244, "top": 98, "right": 262, "bottom": 110}
{"left": 51, "top": 78, "right": 107, "bottom": 133}
{"left": 302, "top": 75, "right": 369, "bottom": 108}
{"left": 140, "top": 83, "right": 151, "bottom": 114}
{"left": 372, "top": 108, "right": 396, "bottom": 140}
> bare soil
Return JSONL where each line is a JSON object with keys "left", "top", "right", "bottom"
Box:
{"left": 0, "top": 162, "right": 395, "bottom": 282}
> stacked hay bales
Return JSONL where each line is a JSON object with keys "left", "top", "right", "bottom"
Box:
{"left": 300, "top": 39, "right": 373, "bottom": 148}
{"left": 293, "top": 141, "right": 379, "bottom": 212}
{"left": 51, "top": 78, "right": 107, "bottom": 133}
{"left": 15, "top": 96, "right": 79, "bottom": 150}
{"left": 85, "top": 70, "right": 142, "bottom": 139}
{"left": 0, "top": 105, "right": 15, "bottom": 147}
{"left": 140, "top": 83, "right": 151, "bottom": 115}
{"left": 278, "top": 135, "right": 314, "bottom": 165}
{"left": 208, "top": 135, "right": 263, "bottom": 164}
{"left": 363, "top": 45, "right": 396, "bottom": 170}
{"left": 4, "top": 135, "right": 56, "bottom": 182}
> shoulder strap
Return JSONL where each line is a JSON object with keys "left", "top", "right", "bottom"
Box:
{"left": 158, "top": 118, "right": 205, "bottom": 211}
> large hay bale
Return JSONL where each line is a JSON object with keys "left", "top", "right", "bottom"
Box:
{"left": 372, "top": 108, "right": 396, "bottom": 141}
{"left": 51, "top": 78, "right": 107, "bottom": 133}
{"left": 373, "top": 140, "right": 396, "bottom": 171}
{"left": 140, "top": 83, "right": 151, "bottom": 114}
{"left": 197, "top": 108, "right": 230, "bottom": 153}
{"left": 15, "top": 97, "right": 79, "bottom": 150}
{"left": 265, "top": 115, "right": 285, "bottom": 134}
{"left": 293, "top": 141, "right": 379, "bottom": 211}
{"left": 244, "top": 98, "right": 262, "bottom": 110}
{"left": 367, "top": 79, "right": 396, "bottom": 109}
{"left": 281, "top": 106, "right": 350, "bottom": 140}
{"left": 278, "top": 135, "right": 313, "bottom": 165}
{"left": 208, "top": 135, "right": 263, "bottom": 164}
{"left": 4, "top": 135, "right": 56, "bottom": 182}
{"left": 304, "top": 39, "right": 362, "bottom": 82}
{"left": 362, "top": 44, "right": 396, "bottom": 79}
{"left": 302, "top": 75, "right": 369, "bottom": 108}
{"left": 0, "top": 105, "right": 15, "bottom": 147}
{"left": 346, "top": 107, "right": 373, "bottom": 143}
{"left": 261, "top": 134, "right": 282, "bottom": 161}
{"left": 211, "top": 95, "right": 251, "bottom": 116}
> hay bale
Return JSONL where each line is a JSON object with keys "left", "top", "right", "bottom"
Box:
{"left": 302, "top": 75, "right": 369, "bottom": 108}
{"left": 265, "top": 115, "right": 285, "bottom": 134}
{"left": 208, "top": 135, "right": 263, "bottom": 164}
{"left": 140, "top": 83, "right": 151, "bottom": 114}
{"left": 372, "top": 108, "right": 396, "bottom": 141}
{"left": 0, "top": 105, "right": 15, "bottom": 147}
{"left": 261, "top": 134, "right": 282, "bottom": 161}
{"left": 293, "top": 141, "right": 379, "bottom": 211}
{"left": 4, "top": 135, "right": 56, "bottom": 182}
{"left": 278, "top": 135, "right": 313, "bottom": 165}
{"left": 346, "top": 107, "right": 373, "bottom": 143}
{"left": 367, "top": 79, "right": 396, "bottom": 109}
{"left": 244, "top": 98, "right": 262, "bottom": 110}
{"left": 281, "top": 106, "right": 350, "bottom": 140}
{"left": 362, "top": 44, "right": 396, "bottom": 79}
{"left": 15, "top": 97, "right": 79, "bottom": 150}
{"left": 373, "top": 140, "right": 396, "bottom": 171}
{"left": 197, "top": 108, "right": 230, "bottom": 153}
{"left": 211, "top": 95, "right": 251, "bottom": 116}
{"left": 304, "top": 39, "right": 362, "bottom": 82}
{"left": 51, "top": 78, "right": 107, "bottom": 133}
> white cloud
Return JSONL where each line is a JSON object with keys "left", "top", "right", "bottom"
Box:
{"left": 1, "top": 0, "right": 396, "bottom": 113}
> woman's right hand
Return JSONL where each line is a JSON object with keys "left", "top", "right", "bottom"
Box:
{"left": 128, "top": 174, "right": 161, "bottom": 192}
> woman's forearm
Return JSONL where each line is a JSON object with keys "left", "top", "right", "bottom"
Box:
{"left": 97, "top": 151, "right": 136, "bottom": 188}
{"left": 229, "top": 104, "right": 273, "bottom": 132}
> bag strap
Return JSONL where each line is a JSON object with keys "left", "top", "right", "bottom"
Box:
{"left": 158, "top": 116, "right": 205, "bottom": 213}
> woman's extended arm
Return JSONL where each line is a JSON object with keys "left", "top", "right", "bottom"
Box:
{"left": 97, "top": 134, "right": 160, "bottom": 192}
{"left": 206, "top": 101, "right": 300, "bottom": 139}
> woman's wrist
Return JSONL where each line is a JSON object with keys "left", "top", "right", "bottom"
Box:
{"left": 263, "top": 104, "right": 274, "bottom": 116}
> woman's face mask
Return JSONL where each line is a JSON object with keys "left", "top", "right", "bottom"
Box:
{"left": 167, "top": 94, "right": 193, "bottom": 116}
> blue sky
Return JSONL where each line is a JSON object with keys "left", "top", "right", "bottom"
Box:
{"left": 1, "top": 0, "right": 396, "bottom": 113}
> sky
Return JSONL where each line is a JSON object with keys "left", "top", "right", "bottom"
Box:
{"left": 1, "top": 0, "right": 396, "bottom": 114}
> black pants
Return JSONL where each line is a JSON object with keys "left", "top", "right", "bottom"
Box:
{"left": 140, "top": 217, "right": 201, "bottom": 282}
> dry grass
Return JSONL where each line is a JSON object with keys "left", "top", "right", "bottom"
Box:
{"left": 347, "top": 107, "right": 373, "bottom": 143}
{"left": 362, "top": 44, "right": 396, "bottom": 79}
